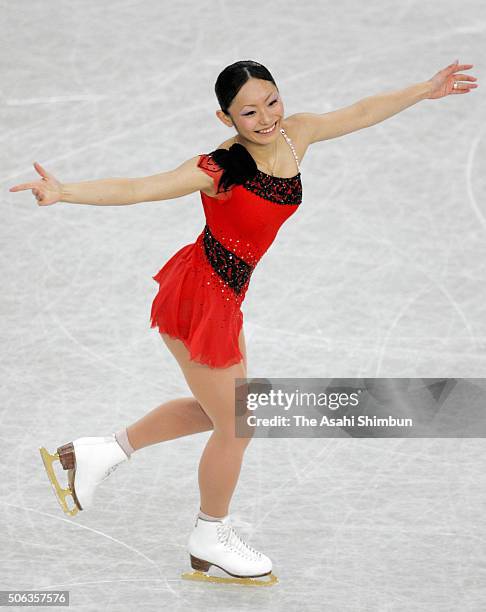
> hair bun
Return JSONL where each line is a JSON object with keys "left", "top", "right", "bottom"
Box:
{"left": 210, "top": 142, "right": 258, "bottom": 193}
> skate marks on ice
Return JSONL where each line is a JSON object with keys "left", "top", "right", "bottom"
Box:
{"left": 0, "top": 500, "right": 177, "bottom": 596}
{"left": 37, "top": 438, "right": 277, "bottom": 589}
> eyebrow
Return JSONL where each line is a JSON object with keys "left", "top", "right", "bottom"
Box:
{"left": 241, "top": 91, "right": 277, "bottom": 110}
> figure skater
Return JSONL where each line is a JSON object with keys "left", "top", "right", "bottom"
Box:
{"left": 9, "top": 58, "right": 477, "bottom": 586}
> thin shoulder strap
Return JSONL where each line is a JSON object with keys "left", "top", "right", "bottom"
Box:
{"left": 280, "top": 127, "right": 301, "bottom": 173}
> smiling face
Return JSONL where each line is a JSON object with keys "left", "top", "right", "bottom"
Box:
{"left": 216, "top": 78, "right": 284, "bottom": 145}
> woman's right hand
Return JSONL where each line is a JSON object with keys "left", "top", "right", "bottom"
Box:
{"left": 9, "top": 162, "right": 63, "bottom": 206}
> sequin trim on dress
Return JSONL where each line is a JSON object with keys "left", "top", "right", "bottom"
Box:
{"left": 243, "top": 170, "right": 302, "bottom": 205}
{"left": 202, "top": 225, "right": 254, "bottom": 295}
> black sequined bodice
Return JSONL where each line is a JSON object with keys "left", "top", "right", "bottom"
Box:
{"left": 243, "top": 169, "right": 302, "bottom": 205}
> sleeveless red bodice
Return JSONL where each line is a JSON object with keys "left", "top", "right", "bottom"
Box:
{"left": 150, "top": 136, "right": 302, "bottom": 368}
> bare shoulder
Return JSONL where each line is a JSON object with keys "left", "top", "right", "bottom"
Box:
{"left": 287, "top": 104, "right": 369, "bottom": 145}
{"left": 280, "top": 115, "right": 312, "bottom": 164}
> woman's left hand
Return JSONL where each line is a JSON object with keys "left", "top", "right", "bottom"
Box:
{"left": 426, "top": 60, "right": 478, "bottom": 99}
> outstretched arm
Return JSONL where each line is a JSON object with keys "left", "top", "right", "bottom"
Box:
{"left": 360, "top": 80, "right": 432, "bottom": 127}
{"left": 10, "top": 155, "right": 213, "bottom": 207}
{"left": 360, "top": 60, "right": 477, "bottom": 127}
{"left": 294, "top": 60, "right": 477, "bottom": 144}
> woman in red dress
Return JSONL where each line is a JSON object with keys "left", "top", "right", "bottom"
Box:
{"left": 10, "top": 58, "right": 476, "bottom": 585}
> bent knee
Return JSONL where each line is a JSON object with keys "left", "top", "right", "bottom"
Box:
{"left": 214, "top": 428, "right": 253, "bottom": 449}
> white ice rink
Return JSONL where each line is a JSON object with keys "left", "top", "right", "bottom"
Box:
{"left": 1, "top": 0, "right": 485, "bottom": 610}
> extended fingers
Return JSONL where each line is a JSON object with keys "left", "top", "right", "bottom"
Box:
{"left": 9, "top": 182, "right": 39, "bottom": 192}
{"left": 452, "top": 73, "right": 477, "bottom": 82}
{"left": 451, "top": 72, "right": 479, "bottom": 94}
{"left": 33, "top": 161, "right": 48, "bottom": 177}
{"left": 447, "top": 60, "right": 471, "bottom": 67}
{"left": 450, "top": 64, "right": 474, "bottom": 73}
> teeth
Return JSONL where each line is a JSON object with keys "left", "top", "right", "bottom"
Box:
{"left": 257, "top": 122, "right": 276, "bottom": 134}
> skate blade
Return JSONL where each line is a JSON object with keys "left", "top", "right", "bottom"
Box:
{"left": 39, "top": 447, "right": 79, "bottom": 517}
{"left": 181, "top": 570, "right": 278, "bottom": 587}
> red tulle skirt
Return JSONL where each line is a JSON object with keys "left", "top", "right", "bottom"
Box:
{"left": 150, "top": 232, "right": 244, "bottom": 369}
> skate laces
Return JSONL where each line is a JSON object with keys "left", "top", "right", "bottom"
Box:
{"left": 217, "top": 523, "right": 262, "bottom": 559}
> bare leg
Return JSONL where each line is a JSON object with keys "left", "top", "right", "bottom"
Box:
{"left": 160, "top": 328, "right": 250, "bottom": 517}
{"left": 124, "top": 329, "right": 247, "bottom": 452}
{"left": 126, "top": 397, "right": 212, "bottom": 451}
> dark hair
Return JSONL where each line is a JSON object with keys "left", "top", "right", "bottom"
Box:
{"left": 210, "top": 60, "right": 278, "bottom": 194}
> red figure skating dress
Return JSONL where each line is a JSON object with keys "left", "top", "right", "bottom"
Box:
{"left": 150, "top": 127, "right": 302, "bottom": 368}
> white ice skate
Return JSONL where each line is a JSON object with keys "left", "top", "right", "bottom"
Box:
{"left": 39, "top": 434, "right": 131, "bottom": 516}
{"left": 182, "top": 515, "right": 278, "bottom": 586}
